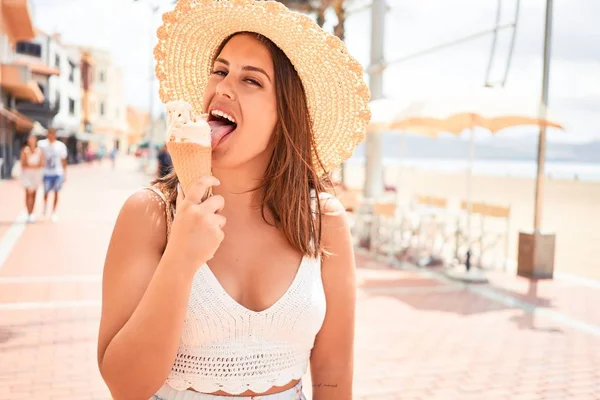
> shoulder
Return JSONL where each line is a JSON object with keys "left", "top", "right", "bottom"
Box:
{"left": 318, "top": 192, "right": 348, "bottom": 229}
{"left": 318, "top": 192, "right": 346, "bottom": 216}
{"left": 114, "top": 188, "right": 169, "bottom": 249}
{"left": 120, "top": 188, "right": 168, "bottom": 221}
{"left": 38, "top": 139, "right": 48, "bottom": 147}
{"left": 317, "top": 192, "right": 351, "bottom": 251}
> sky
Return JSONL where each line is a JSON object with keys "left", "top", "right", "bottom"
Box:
{"left": 30, "top": 0, "right": 600, "bottom": 143}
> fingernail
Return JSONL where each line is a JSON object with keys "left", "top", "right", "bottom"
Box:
{"left": 215, "top": 179, "right": 221, "bottom": 185}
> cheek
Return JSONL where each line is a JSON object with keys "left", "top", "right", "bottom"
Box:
{"left": 244, "top": 95, "right": 277, "bottom": 142}
{"left": 202, "top": 81, "right": 216, "bottom": 111}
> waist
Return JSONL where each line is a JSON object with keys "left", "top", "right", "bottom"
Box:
{"left": 154, "top": 379, "right": 305, "bottom": 400}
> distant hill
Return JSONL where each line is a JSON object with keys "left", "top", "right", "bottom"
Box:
{"left": 351, "top": 134, "right": 600, "bottom": 163}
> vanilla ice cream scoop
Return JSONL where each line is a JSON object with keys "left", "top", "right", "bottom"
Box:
{"left": 166, "top": 100, "right": 211, "bottom": 147}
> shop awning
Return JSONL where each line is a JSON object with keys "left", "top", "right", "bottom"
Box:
{"left": 1, "top": 0, "right": 36, "bottom": 44}
{"left": 0, "top": 107, "right": 35, "bottom": 133}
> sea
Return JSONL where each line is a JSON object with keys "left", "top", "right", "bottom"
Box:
{"left": 347, "top": 157, "right": 600, "bottom": 182}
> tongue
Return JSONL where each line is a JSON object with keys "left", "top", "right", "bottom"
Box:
{"left": 209, "top": 120, "right": 236, "bottom": 148}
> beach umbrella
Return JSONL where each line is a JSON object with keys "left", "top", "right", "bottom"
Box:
{"left": 391, "top": 86, "right": 564, "bottom": 273}
{"left": 368, "top": 98, "right": 443, "bottom": 198}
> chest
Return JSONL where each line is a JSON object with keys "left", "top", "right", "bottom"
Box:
{"left": 207, "top": 222, "right": 304, "bottom": 314}
{"left": 182, "top": 255, "right": 326, "bottom": 346}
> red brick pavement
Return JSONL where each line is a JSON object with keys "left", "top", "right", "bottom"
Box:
{"left": 1, "top": 158, "right": 599, "bottom": 399}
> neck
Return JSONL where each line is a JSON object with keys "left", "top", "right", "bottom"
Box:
{"left": 211, "top": 158, "right": 270, "bottom": 221}
{"left": 212, "top": 167, "right": 263, "bottom": 214}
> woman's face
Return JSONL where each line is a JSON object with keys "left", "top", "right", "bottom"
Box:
{"left": 27, "top": 135, "right": 37, "bottom": 148}
{"left": 203, "top": 33, "right": 277, "bottom": 171}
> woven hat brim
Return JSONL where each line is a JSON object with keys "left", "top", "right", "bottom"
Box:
{"left": 154, "top": 0, "right": 372, "bottom": 173}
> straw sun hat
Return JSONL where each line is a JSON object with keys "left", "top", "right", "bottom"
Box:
{"left": 154, "top": 0, "right": 371, "bottom": 173}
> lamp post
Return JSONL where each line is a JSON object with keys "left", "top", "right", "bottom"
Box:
{"left": 134, "top": 0, "right": 160, "bottom": 172}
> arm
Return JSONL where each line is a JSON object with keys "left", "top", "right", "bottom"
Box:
{"left": 310, "top": 194, "right": 356, "bottom": 400}
{"left": 20, "top": 149, "right": 28, "bottom": 168}
{"left": 97, "top": 190, "right": 198, "bottom": 400}
{"left": 61, "top": 144, "right": 68, "bottom": 179}
{"left": 39, "top": 151, "right": 46, "bottom": 169}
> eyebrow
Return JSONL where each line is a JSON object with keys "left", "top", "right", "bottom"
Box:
{"left": 215, "top": 58, "right": 271, "bottom": 83}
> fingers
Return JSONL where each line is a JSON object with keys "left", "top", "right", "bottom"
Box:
{"left": 201, "top": 195, "right": 225, "bottom": 214}
{"left": 186, "top": 176, "right": 221, "bottom": 204}
{"left": 211, "top": 214, "right": 227, "bottom": 229}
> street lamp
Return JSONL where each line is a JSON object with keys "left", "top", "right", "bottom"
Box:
{"left": 134, "top": 0, "right": 160, "bottom": 172}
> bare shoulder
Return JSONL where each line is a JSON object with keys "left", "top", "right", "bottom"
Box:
{"left": 112, "top": 188, "right": 169, "bottom": 251}
{"left": 318, "top": 192, "right": 348, "bottom": 227}
{"left": 318, "top": 192, "right": 346, "bottom": 217}
{"left": 317, "top": 192, "right": 352, "bottom": 256}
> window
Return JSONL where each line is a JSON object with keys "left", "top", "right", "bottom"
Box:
{"left": 16, "top": 41, "right": 42, "bottom": 57}
{"left": 100, "top": 102, "right": 105, "bottom": 116}
{"left": 69, "top": 99, "right": 75, "bottom": 116}
{"left": 68, "top": 61, "right": 76, "bottom": 83}
{"left": 55, "top": 54, "right": 60, "bottom": 68}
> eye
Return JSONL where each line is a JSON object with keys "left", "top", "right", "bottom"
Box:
{"left": 211, "top": 69, "right": 227, "bottom": 76}
{"left": 245, "top": 78, "right": 262, "bottom": 87}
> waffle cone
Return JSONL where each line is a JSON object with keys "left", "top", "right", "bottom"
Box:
{"left": 167, "top": 141, "right": 212, "bottom": 199}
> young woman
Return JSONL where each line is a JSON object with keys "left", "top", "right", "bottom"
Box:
{"left": 97, "top": 1, "right": 371, "bottom": 399}
{"left": 19, "top": 135, "right": 45, "bottom": 222}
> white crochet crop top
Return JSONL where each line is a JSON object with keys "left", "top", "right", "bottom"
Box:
{"left": 163, "top": 255, "right": 326, "bottom": 394}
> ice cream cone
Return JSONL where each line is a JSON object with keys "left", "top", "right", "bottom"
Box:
{"left": 165, "top": 100, "right": 212, "bottom": 200}
{"left": 167, "top": 141, "right": 212, "bottom": 200}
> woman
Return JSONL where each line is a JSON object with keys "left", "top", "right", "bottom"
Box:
{"left": 97, "top": 1, "right": 370, "bottom": 399}
{"left": 20, "top": 135, "right": 45, "bottom": 222}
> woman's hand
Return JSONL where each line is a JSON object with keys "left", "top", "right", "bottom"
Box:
{"left": 166, "top": 176, "right": 225, "bottom": 271}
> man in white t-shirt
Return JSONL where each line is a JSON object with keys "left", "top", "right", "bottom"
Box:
{"left": 38, "top": 128, "right": 68, "bottom": 222}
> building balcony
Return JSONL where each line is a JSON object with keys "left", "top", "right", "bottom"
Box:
{"left": 12, "top": 60, "right": 60, "bottom": 76}
{"left": 0, "top": 63, "right": 44, "bottom": 103}
{"left": 1, "top": 0, "right": 36, "bottom": 44}
{"left": 15, "top": 99, "right": 59, "bottom": 129}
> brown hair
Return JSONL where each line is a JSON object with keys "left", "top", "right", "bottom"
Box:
{"left": 153, "top": 32, "right": 330, "bottom": 257}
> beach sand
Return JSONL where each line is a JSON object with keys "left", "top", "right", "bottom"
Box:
{"left": 341, "top": 163, "right": 600, "bottom": 281}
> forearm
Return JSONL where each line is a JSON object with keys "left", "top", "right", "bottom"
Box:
{"left": 100, "top": 250, "right": 196, "bottom": 399}
{"left": 310, "top": 363, "right": 353, "bottom": 400}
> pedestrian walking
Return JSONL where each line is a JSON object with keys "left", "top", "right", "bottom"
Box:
{"left": 19, "top": 135, "right": 45, "bottom": 223}
{"left": 38, "top": 128, "right": 68, "bottom": 222}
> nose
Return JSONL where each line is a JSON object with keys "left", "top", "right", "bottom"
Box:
{"left": 215, "top": 76, "right": 236, "bottom": 101}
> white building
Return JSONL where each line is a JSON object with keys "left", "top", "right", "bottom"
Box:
{"left": 47, "top": 35, "right": 82, "bottom": 134}
{"left": 86, "top": 48, "right": 127, "bottom": 151}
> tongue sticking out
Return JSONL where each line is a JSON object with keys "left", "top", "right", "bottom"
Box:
{"left": 209, "top": 120, "right": 236, "bottom": 148}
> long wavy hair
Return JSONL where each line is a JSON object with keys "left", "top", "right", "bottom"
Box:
{"left": 153, "top": 32, "right": 331, "bottom": 257}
